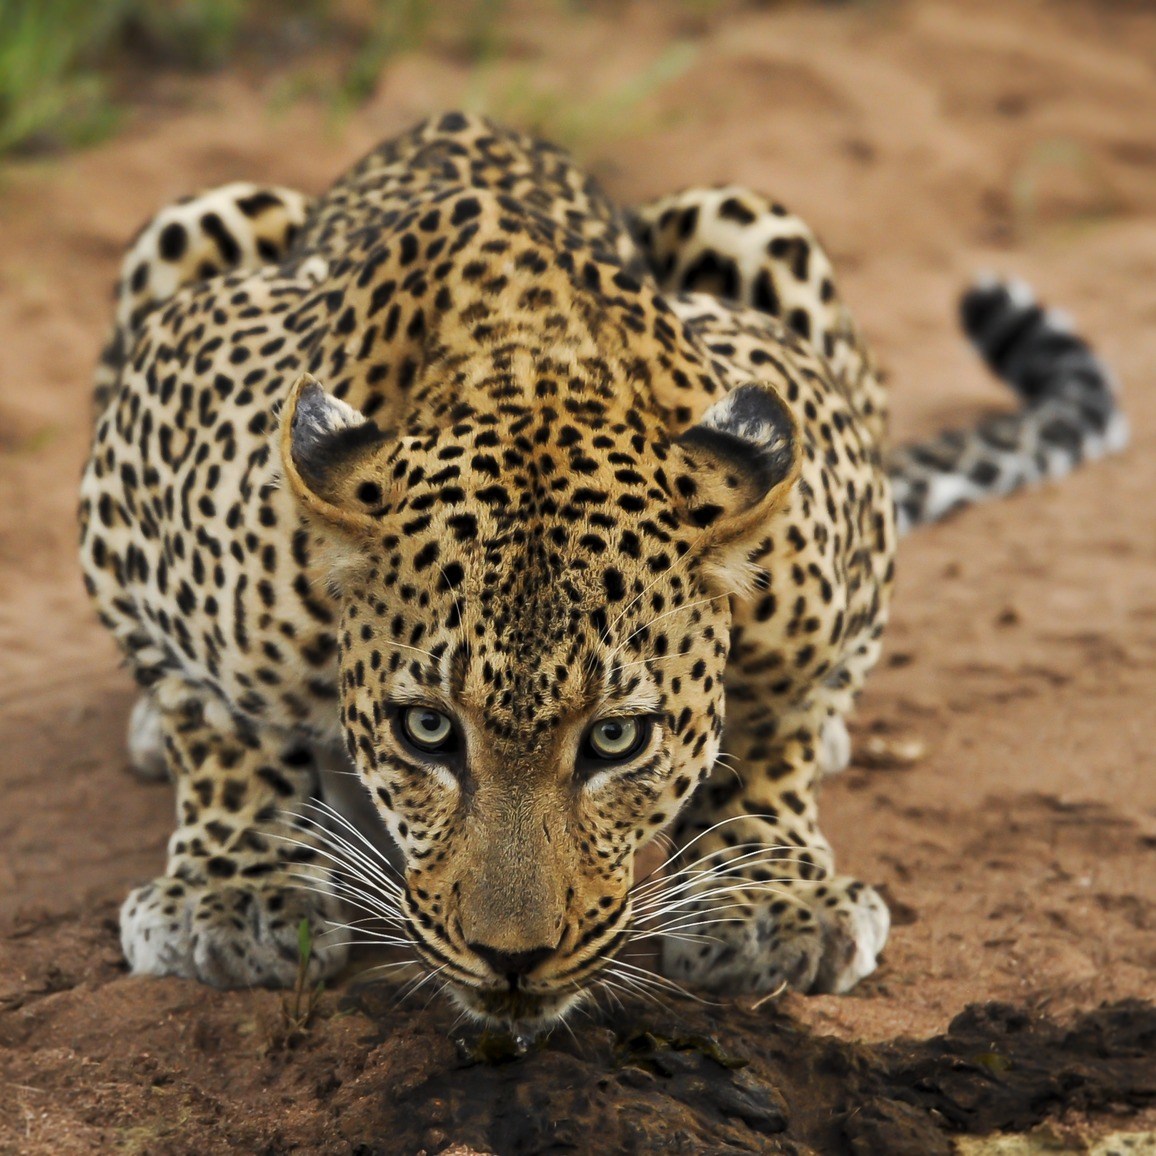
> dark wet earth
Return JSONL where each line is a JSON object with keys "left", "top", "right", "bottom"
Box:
{"left": 302, "top": 987, "right": 1156, "bottom": 1155}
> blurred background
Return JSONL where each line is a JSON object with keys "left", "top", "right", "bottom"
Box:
{"left": 4, "top": 2, "right": 1156, "bottom": 1147}
{"left": 2, "top": 0, "right": 697, "bottom": 158}
{"left": 3, "top": 0, "right": 1154, "bottom": 214}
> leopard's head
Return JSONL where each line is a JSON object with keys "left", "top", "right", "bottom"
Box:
{"left": 281, "top": 370, "right": 799, "bottom": 1025}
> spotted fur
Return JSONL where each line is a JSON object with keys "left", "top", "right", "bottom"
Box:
{"left": 79, "top": 114, "right": 1122, "bottom": 1023}
{"left": 889, "top": 278, "right": 1127, "bottom": 533}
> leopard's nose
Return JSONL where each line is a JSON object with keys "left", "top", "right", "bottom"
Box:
{"left": 468, "top": 943, "right": 555, "bottom": 981}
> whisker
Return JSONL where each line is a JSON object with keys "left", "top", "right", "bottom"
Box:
{"left": 602, "top": 969, "right": 687, "bottom": 1015}
{"left": 324, "top": 918, "right": 409, "bottom": 941}
{"left": 610, "top": 646, "right": 731, "bottom": 676}
{"left": 636, "top": 869, "right": 798, "bottom": 916}
{"left": 604, "top": 957, "right": 710, "bottom": 1004}
{"left": 630, "top": 814, "right": 785, "bottom": 889}
{"left": 567, "top": 985, "right": 595, "bottom": 1023}
{"left": 331, "top": 912, "right": 406, "bottom": 931}
{"left": 711, "top": 754, "right": 744, "bottom": 787}
{"left": 350, "top": 959, "right": 422, "bottom": 976}
{"left": 282, "top": 854, "right": 403, "bottom": 920}
{"left": 318, "top": 892, "right": 401, "bottom": 932}
{"left": 633, "top": 848, "right": 800, "bottom": 904}
{"left": 395, "top": 963, "right": 447, "bottom": 1007}
{"left": 608, "top": 973, "right": 708, "bottom": 1010}
{"left": 631, "top": 929, "right": 725, "bottom": 947}
{"left": 284, "top": 860, "right": 403, "bottom": 913}
{"left": 387, "top": 640, "right": 441, "bottom": 664}
{"left": 632, "top": 840, "right": 803, "bottom": 900}
{"left": 313, "top": 762, "right": 364, "bottom": 778}
{"left": 304, "top": 872, "right": 400, "bottom": 923}
{"left": 606, "top": 558, "right": 694, "bottom": 640}
{"left": 596, "top": 974, "right": 655, "bottom": 1011}
{"left": 277, "top": 806, "right": 412, "bottom": 937}
{"left": 632, "top": 909, "right": 753, "bottom": 939}
{"left": 298, "top": 799, "right": 405, "bottom": 881}
{"left": 287, "top": 877, "right": 403, "bottom": 929}
{"left": 423, "top": 978, "right": 452, "bottom": 1012}
{"left": 435, "top": 562, "right": 468, "bottom": 651}
{"left": 593, "top": 977, "right": 626, "bottom": 1015}
{"left": 634, "top": 848, "right": 791, "bottom": 895}
{"left": 558, "top": 1013, "right": 582, "bottom": 1049}
{"left": 286, "top": 854, "right": 403, "bottom": 906}
{"left": 595, "top": 591, "right": 729, "bottom": 689}
{"left": 327, "top": 936, "right": 413, "bottom": 951}
{"left": 326, "top": 921, "right": 406, "bottom": 948}
{"left": 636, "top": 884, "right": 791, "bottom": 926}
{"left": 278, "top": 824, "right": 402, "bottom": 900}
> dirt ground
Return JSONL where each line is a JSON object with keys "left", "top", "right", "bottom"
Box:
{"left": 2, "top": 1, "right": 1156, "bottom": 1152}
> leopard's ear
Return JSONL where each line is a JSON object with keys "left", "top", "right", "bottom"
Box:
{"left": 279, "top": 375, "right": 399, "bottom": 590}
{"left": 279, "top": 374, "right": 391, "bottom": 532}
{"left": 671, "top": 382, "right": 801, "bottom": 594}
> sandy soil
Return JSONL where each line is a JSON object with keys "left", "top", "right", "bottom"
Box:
{"left": 2, "top": 1, "right": 1155, "bottom": 1152}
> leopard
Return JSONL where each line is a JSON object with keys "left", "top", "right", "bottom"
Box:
{"left": 79, "top": 113, "right": 1126, "bottom": 1027}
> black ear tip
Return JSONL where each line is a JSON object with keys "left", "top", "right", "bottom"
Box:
{"left": 728, "top": 381, "right": 790, "bottom": 423}
{"left": 702, "top": 382, "right": 794, "bottom": 448}
{"left": 289, "top": 378, "right": 370, "bottom": 459}
{"left": 673, "top": 381, "right": 799, "bottom": 525}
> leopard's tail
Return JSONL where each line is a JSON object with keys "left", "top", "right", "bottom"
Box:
{"left": 888, "top": 277, "right": 1128, "bottom": 536}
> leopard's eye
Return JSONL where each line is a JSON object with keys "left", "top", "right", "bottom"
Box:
{"left": 583, "top": 716, "right": 649, "bottom": 761}
{"left": 399, "top": 706, "right": 457, "bottom": 754}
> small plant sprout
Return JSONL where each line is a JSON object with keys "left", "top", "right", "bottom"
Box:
{"left": 281, "top": 917, "right": 326, "bottom": 1041}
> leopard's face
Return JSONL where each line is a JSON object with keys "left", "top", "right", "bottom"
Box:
{"left": 283, "top": 372, "right": 799, "bottom": 1024}
{"left": 339, "top": 508, "right": 733, "bottom": 1024}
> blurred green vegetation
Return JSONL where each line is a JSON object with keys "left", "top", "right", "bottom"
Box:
{"left": 464, "top": 40, "right": 699, "bottom": 153}
{"left": 0, "top": 0, "right": 263, "bottom": 155}
{"left": 0, "top": 0, "right": 120, "bottom": 156}
{"left": 0, "top": 0, "right": 727, "bottom": 160}
{"left": 0, "top": 0, "right": 525, "bottom": 157}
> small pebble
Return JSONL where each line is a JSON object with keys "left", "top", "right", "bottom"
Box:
{"left": 857, "top": 733, "right": 926, "bottom": 769}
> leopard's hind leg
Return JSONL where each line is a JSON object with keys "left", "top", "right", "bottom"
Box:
{"left": 630, "top": 189, "right": 894, "bottom": 994}
{"left": 94, "top": 182, "right": 313, "bottom": 415}
{"left": 91, "top": 183, "right": 355, "bottom": 986}
{"left": 631, "top": 185, "right": 888, "bottom": 444}
{"left": 94, "top": 183, "right": 314, "bottom": 780}
{"left": 656, "top": 333, "right": 890, "bottom": 993}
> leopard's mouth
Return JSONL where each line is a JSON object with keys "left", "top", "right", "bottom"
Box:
{"left": 427, "top": 944, "right": 620, "bottom": 1028}
{"left": 446, "top": 980, "right": 583, "bottom": 1028}
{"left": 395, "top": 897, "right": 632, "bottom": 1025}
{"left": 420, "top": 945, "right": 597, "bottom": 1027}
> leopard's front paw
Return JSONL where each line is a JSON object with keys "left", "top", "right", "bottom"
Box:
{"left": 659, "top": 876, "right": 889, "bottom": 995}
{"left": 121, "top": 876, "right": 348, "bottom": 988}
